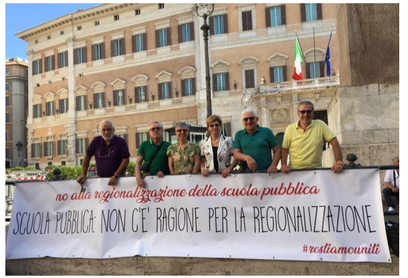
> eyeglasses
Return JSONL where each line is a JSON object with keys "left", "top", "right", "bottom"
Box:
{"left": 243, "top": 117, "right": 255, "bottom": 122}
{"left": 298, "top": 110, "right": 313, "bottom": 114}
{"left": 101, "top": 128, "right": 112, "bottom": 132}
{"left": 150, "top": 127, "right": 162, "bottom": 131}
{"left": 209, "top": 123, "right": 220, "bottom": 128}
{"left": 176, "top": 129, "right": 188, "bottom": 133}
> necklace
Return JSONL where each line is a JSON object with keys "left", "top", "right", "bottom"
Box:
{"left": 211, "top": 136, "right": 220, "bottom": 144}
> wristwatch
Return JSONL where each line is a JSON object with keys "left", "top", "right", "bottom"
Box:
{"left": 335, "top": 160, "right": 343, "bottom": 165}
{"left": 113, "top": 174, "right": 119, "bottom": 178}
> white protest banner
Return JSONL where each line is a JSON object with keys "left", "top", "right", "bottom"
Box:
{"left": 6, "top": 169, "right": 391, "bottom": 262}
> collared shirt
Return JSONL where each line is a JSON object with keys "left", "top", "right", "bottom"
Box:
{"left": 86, "top": 135, "right": 130, "bottom": 177}
{"left": 137, "top": 139, "right": 171, "bottom": 175}
{"left": 167, "top": 141, "right": 200, "bottom": 174}
{"left": 282, "top": 119, "right": 336, "bottom": 169}
{"left": 385, "top": 169, "right": 399, "bottom": 189}
{"left": 233, "top": 125, "right": 278, "bottom": 171}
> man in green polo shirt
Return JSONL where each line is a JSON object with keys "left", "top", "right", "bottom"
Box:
{"left": 135, "top": 121, "right": 171, "bottom": 187}
{"left": 233, "top": 108, "right": 281, "bottom": 173}
{"left": 281, "top": 101, "right": 343, "bottom": 173}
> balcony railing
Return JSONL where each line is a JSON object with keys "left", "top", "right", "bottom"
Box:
{"left": 259, "top": 76, "right": 340, "bottom": 94}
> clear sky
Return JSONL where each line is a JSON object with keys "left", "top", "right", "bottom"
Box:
{"left": 5, "top": 3, "right": 102, "bottom": 60}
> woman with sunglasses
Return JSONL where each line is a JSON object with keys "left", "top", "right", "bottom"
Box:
{"left": 167, "top": 122, "right": 200, "bottom": 175}
{"left": 200, "top": 115, "right": 237, "bottom": 178}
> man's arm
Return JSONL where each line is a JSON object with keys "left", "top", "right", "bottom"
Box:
{"left": 76, "top": 154, "right": 91, "bottom": 184}
{"left": 108, "top": 158, "right": 129, "bottom": 186}
{"left": 267, "top": 145, "right": 281, "bottom": 173}
{"left": 280, "top": 148, "right": 290, "bottom": 173}
{"left": 135, "top": 155, "right": 145, "bottom": 187}
{"left": 329, "top": 137, "right": 343, "bottom": 173}
{"left": 234, "top": 149, "right": 257, "bottom": 171}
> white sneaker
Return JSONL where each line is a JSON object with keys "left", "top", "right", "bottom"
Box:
{"left": 388, "top": 207, "right": 396, "bottom": 212}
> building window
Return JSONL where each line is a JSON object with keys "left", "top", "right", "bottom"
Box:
{"left": 242, "top": 10, "right": 253, "bottom": 31}
{"left": 93, "top": 43, "right": 104, "bottom": 61}
{"left": 5, "top": 83, "right": 9, "bottom": 92}
{"left": 6, "top": 96, "right": 9, "bottom": 106}
{"left": 245, "top": 69, "right": 255, "bottom": 88}
{"left": 44, "top": 141, "right": 55, "bottom": 157}
{"left": 135, "top": 132, "right": 150, "bottom": 149}
{"left": 213, "top": 72, "right": 230, "bottom": 92}
{"left": 135, "top": 9, "right": 141, "bottom": 15}
{"left": 135, "top": 86, "right": 147, "bottom": 103}
{"left": 58, "top": 139, "right": 68, "bottom": 156}
{"left": 46, "top": 101, "right": 55, "bottom": 116}
{"left": 113, "top": 90, "right": 125, "bottom": 106}
{"left": 158, "top": 29, "right": 168, "bottom": 47}
{"left": 35, "top": 40, "right": 38, "bottom": 44}
{"left": 210, "top": 14, "right": 228, "bottom": 35}
{"left": 112, "top": 39, "right": 124, "bottom": 56}
{"left": 33, "top": 104, "right": 42, "bottom": 118}
{"left": 58, "top": 51, "right": 67, "bottom": 68}
{"left": 6, "top": 68, "right": 9, "bottom": 75}
{"left": 270, "top": 66, "right": 287, "bottom": 83}
{"left": 95, "top": 21, "right": 100, "bottom": 26}
{"left": 266, "top": 5, "right": 286, "bottom": 27}
{"left": 307, "top": 62, "right": 324, "bottom": 78}
{"left": 31, "top": 143, "right": 42, "bottom": 158}
{"left": 134, "top": 34, "right": 146, "bottom": 52}
{"left": 158, "top": 4, "right": 164, "bottom": 9}
{"left": 114, "top": 15, "right": 120, "bottom": 21}
{"left": 76, "top": 138, "right": 88, "bottom": 154}
{"left": 6, "top": 131, "right": 9, "bottom": 142}
{"left": 159, "top": 82, "right": 171, "bottom": 99}
{"left": 179, "top": 22, "right": 194, "bottom": 43}
{"left": 301, "top": 3, "right": 322, "bottom": 22}
{"left": 76, "top": 95, "right": 87, "bottom": 111}
{"left": 47, "top": 35, "right": 51, "bottom": 40}
{"left": 182, "top": 78, "right": 195, "bottom": 96}
{"left": 45, "top": 55, "right": 54, "bottom": 72}
{"left": 94, "top": 93, "right": 105, "bottom": 109}
{"left": 59, "top": 98, "right": 68, "bottom": 114}
{"left": 75, "top": 47, "right": 86, "bottom": 64}
{"left": 60, "top": 31, "right": 64, "bottom": 35}
{"left": 33, "top": 59, "right": 41, "bottom": 75}
{"left": 6, "top": 112, "right": 10, "bottom": 123}
{"left": 77, "top": 26, "right": 82, "bottom": 31}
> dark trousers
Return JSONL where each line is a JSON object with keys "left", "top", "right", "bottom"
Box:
{"left": 383, "top": 187, "right": 399, "bottom": 209}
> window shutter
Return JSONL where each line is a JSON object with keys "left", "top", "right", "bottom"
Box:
{"left": 102, "top": 92, "right": 105, "bottom": 107}
{"left": 155, "top": 30, "right": 160, "bottom": 48}
{"left": 124, "top": 134, "right": 128, "bottom": 144}
{"left": 226, "top": 122, "right": 232, "bottom": 137}
{"left": 74, "top": 49, "right": 78, "bottom": 65}
{"left": 64, "top": 51, "right": 68, "bottom": 67}
{"left": 57, "top": 53, "right": 61, "bottom": 69}
{"left": 76, "top": 96, "right": 80, "bottom": 111}
{"left": 265, "top": 7, "right": 271, "bottom": 27}
{"left": 210, "top": 16, "right": 214, "bottom": 35}
{"left": 132, "top": 35, "right": 137, "bottom": 53}
{"left": 113, "top": 91, "right": 118, "bottom": 106}
{"left": 121, "top": 38, "right": 125, "bottom": 55}
{"left": 83, "top": 47, "right": 87, "bottom": 63}
{"left": 225, "top": 72, "right": 230, "bottom": 90}
{"left": 270, "top": 67, "right": 274, "bottom": 83}
{"left": 111, "top": 40, "right": 115, "bottom": 57}
{"left": 57, "top": 140, "right": 61, "bottom": 156}
{"left": 75, "top": 139, "right": 79, "bottom": 154}
{"left": 317, "top": 4, "right": 323, "bottom": 20}
{"left": 178, "top": 25, "right": 183, "bottom": 43}
{"left": 32, "top": 61, "right": 35, "bottom": 75}
{"left": 84, "top": 95, "right": 88, "bottom": 110}
{"left": 39, "top": 59, "right": 42, "bottom": 73}
{"left": 123, "top": 90, "right": 126, "bottom": 104}
{"left": 319, "top": 61, "right": 325, "bottom": 77}
{"left": 158, "top": 83, "right": 162, "bottom": 100}
{"left": 190, "top": 22, "right": 195, "bottom": 41}
{"left": 192, "top": 78, "right": 196, "bottom": 95}
{"left": 31, "top": 144, "right": 35, "bottom": 157}
{"left": 135, "top": 133, "right": 140, "bottom": 148}
{"left": 92, "top": 45, "right": 95, "bottom": 61}
{"left": 101, "top": 43, "right": 105, "bottom": 59}
{"left": 212, "top": 74, "right": 218, "bottom": 92}
{"left": 143, "top": 33, "right": 147, "bottom": 51}
{"left": 224, "top": 14, "right": 228, "bottom": 33}
{"left": 281, "top": 5, "right": 286, "bottom": 25}
{"left": 167, "top": 27, "right": 171, "bottom": 46}
{"left": 93, "top": 94, "right": 97, "bottom": 108}
{"left": 181, "top": 79, "right": 186, "bottom": 96}
{"left": 283, "top": 65, "right": 287, "bottom": 81}
{"left": 43, "top": 142, "right": 48, "bottom": 156}
{"left": 52, "top": 55, "right": 55, "bottom": 70}
{"left": 134, "top": 87, "right": 139, "bottom": 103}
{"left": 306, "top": 63, "right": 311, "bottom": 79}
{"left": 300, "top": 4, "right": 306, "bottom": 22}
{"left": 242, "top": 11, "right": 252, "bottom": 31}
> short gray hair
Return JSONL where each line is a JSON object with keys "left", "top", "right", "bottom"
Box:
{"left": 392, "top": 156, "right": 399, "bottom": 162}
{"left": 298, "top": 101, "right": 314, "bottom": 111}
{"left": 149, "top": 121, "right": 163, "bottom": 129}
{"left": 100, "top": 119, "right": 115, "bottom": 129}
{"left": 175, "top": 121, "right": 190, "bottom": 130}
{"left": 241, "top": 107, "right": 258, "bottom": 118}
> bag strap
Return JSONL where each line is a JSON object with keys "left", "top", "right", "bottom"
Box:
{"left": 393, "top": 170, "right": 397, "bottom": 188}
{"left": 146, "top": 141, "right": 165, "bottom": 168}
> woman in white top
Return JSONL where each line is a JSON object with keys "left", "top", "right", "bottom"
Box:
{"left": 200, "top": 115, "right": 237, "bottom": 178}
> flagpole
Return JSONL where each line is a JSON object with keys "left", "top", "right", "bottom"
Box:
{"left": 323, "top": 25, "right": 334, "bottom": 68}
{"left": 295, "top": 30, "right": 309, "bottom": 79}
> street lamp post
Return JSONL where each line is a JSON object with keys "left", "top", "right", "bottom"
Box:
{"left": 196, "top": 3, "right": 214, "bottom": 118}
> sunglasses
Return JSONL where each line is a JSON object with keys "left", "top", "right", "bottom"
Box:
{"left": 298, "top": 110, "right": 313, "bottom": 114}
{"left": 209, "top": 123, "right": 220, "bottom": 128}
{"left": 176, "top": 129, "right": 188, "bottom": 133}
{"left": 150, "top": 127, "right": 162, "bottom": 131}
{"left": 243, "top": 117, "right": 256, "bottom": 122}
{"left": 101, "top": 128, "right": 112, "bottom": 132}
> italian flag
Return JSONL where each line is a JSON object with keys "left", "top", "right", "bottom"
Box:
{"left": 292, "top": 36, "right": 304, "bottom": 80}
